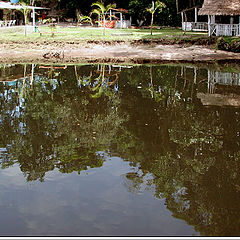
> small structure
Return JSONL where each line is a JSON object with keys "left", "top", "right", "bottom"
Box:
{"left": 176, "top": 0, "right": 207, "bottom": 32}
{"left": 198, "top": 0, "right": 240, "bottom": 36}
{"left": 97, "top": 8, "right": 131, "bottom": 29}
{"left": 180, "top": 6, "right": 208, "bottom": 32}
{"left": 0, "top": 1, "right": 48, "bottom": 30}
{"left": 109, "top": 8, "right": 131, "bottom": 28}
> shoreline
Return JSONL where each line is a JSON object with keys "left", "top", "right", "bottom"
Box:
{"left": 1, "top": 41, "right": 240, "bottom": 64}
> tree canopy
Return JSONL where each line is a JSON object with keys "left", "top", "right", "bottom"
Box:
{"left": 3, "top": 0, "right": 181, "bottom": 26}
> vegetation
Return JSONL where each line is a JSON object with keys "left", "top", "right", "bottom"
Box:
{"left": 0, "top": 26, "right": 208, "bottom": 43}
{"left": 146, "top": 0, "right": 166, "bottom": 35}
{"left": 91, "top": 1, "right": 116, "bottom": 35}
{"left": 19, "top": 2, "right": 31, "bottom": 36}
{"left": 2, "top": 0, "right": 181, "bottom": 26}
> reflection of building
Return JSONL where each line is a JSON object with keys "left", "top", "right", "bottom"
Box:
{"left": 197, "top": 69, "right": 240, "bottom": 107}
{"left": 207, "top": 70, "right": 240, "bottom": 93}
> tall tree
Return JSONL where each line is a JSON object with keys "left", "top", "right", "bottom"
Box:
{"left": 147, "top": 0, "right": 166, "bottom": 35}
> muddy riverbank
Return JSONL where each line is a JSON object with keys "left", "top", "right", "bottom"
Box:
{"left": 1, "top": 40, "right": 240, "bottom": 64}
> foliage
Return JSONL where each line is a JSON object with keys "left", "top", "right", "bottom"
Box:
{"left": 91, "top": 1, "right": 116, "bottom": 35}
{"left": 19, "top": 1, "right": 31, "bottom": 36}
{"left": 146, "top": 0, "right": 166, "bottom": 35}
{"left": 77, "top": 14, "right": 93, "bottom": 26}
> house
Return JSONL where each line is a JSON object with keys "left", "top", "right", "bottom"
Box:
{"left": 198, "top": 0, "right": 240, "bottom": 36}
{"left": 176, "top": 0, "right": 208, "bottom": 32}
{"left": 178, "top": 0, "right": 240, "bottom": 36}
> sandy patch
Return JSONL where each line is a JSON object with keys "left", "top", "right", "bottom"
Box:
{"left": 0, "top": 42, "right": 240, "bottom": 64}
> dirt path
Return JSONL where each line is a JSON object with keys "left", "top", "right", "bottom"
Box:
{"left": 0, "top": 42, "right": 240, "bottom": 64}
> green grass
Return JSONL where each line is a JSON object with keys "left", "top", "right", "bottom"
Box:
{"left": 0, "top": 25, "right": 209, "bottom": 43}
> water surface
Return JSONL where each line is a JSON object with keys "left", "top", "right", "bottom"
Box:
{"left": 0, "top": 63, "right": 240, "bottom": 236}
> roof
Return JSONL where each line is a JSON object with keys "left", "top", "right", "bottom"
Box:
{"left": 0, "top": 1, "right": 48, "bottom": 10}
{"left": 110, "top": 8, "right": 129, "bottom": 13}
{"left": 198, "top": 0, "right": 240, "bottom": 16}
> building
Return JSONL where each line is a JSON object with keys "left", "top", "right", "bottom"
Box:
{"left": 178, "top": 0, "right": 240, "bottom": 36}
{"left": 0, "top": 1, "right": 48, "bottom": 29}
{"left": 198, "top": 0, "right": 240, "bottom": 36}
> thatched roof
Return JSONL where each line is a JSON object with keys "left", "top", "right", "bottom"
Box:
{"left": 198, "top": 0, "right": 240, "bottom": 16}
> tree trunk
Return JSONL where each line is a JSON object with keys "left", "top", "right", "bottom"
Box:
{"left": 24, "top": 14, "right": 27, "bottom": 36}
{"left": 151, "top": 13, "right": 154, "bottom": 35}
{"left": 150, "top": 1, "right": 154, "bottom": 36}
{"left": 103, "top": 15, "right": 106, "bottom": 36}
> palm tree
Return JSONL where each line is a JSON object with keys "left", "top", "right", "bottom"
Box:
{"left": 147, "top": 0, "right": 166, "bottom": 35}
{"left": 19, "top": 2, "right": 31, "bottom": 36}
{"left": 91, "top": 1, "right": 116, "bottom": 36}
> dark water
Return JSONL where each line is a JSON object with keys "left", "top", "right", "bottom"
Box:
{"left": 0, "top": 63, "right": 240, "bottom": 236}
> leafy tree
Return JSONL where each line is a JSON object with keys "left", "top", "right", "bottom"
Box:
{"left": 147, "top": 0, "right": 166, "bottom": 35}
{"left": 91, "top": 1, "right": 116, "bottom": 35}
{"left": 19, "top": 1, "right": 31, "bottom": 36}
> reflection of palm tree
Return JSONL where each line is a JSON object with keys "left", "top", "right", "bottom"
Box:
{"left": 0, "top": 64, "right": 125, "bottom": 182}
{"left": 75, "top": 64, "right": 119, "bottom": 99}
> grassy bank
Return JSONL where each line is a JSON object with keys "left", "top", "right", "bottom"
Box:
{"left": 0, "top": 25, "right": 209, "bottom": 43}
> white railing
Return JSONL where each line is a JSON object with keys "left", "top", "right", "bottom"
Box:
{"left": 208, "top": 70, "right": 240, "bottom": 93}
{"left": 182, "top": 22, "right": 208, "bottom": 32}
{"left": 182, "top": 22, "right": 193, "bottom": 31}
{"left": 183, "top": 22, "right": 240, "bottom": 36}
{"left": 0, "top": 20, "right": 16, "bottom": 27}
{"left": 115, "top": 20, "right": 131, "bottom": 29}
{"left": 193, "top": 22, "right": 208, "bottom": 31}
{"left": 214, "top": 24, "right": 240, "bottom": 36}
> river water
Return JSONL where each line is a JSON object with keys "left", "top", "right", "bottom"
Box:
{"left": 0, "top": 63, "right": 240, "bottom": 236}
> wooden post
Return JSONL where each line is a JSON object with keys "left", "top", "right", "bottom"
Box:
{"left": 32, "top": 7, "right": 35, "bottom": 32}
{"left": 194, "top": 67, "right": 197, "bottom": 84}
{"left": 181, "top": 12, "right": 184, "bottom": 30}
{"left": 195, "top": 7, "right": 197, "bottom": 23}
{"left": 31, "top": 64, "right": 35, "bottom": 85}
{"left": 208, "top": 15, "right": 210, "bottom": 36}
{"left": 208, "top": 15, "right": 215, "bottom": 36}
{"left": 120, "top": 12, "right": 123, "bottom": 29}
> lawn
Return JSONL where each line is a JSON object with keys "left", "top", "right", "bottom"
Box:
{"left": 0, "top": 25, "right": 209, "bottom": 43}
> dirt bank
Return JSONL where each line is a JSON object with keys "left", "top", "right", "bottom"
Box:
{"left": 1, "top": 41, "right": 240, "bottom": 64}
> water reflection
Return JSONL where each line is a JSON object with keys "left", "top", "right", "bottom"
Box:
{"left": 0, "top": 63, "right": 240, "bottom": 236}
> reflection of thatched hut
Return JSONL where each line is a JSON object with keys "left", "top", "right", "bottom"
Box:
{"left": 198, "top": 0, "right": 240, "bottom": 36}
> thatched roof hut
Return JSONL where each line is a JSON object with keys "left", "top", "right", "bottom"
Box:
{"left": 198, "top": 0, "right": 240, "bottom": 16}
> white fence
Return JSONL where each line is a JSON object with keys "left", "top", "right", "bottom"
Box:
{"left": 182, "top": 22, "right": 208, "bottom": 32}
{"left": 0, "top": 20, "right": 16, "bottom": 27}
{"left": 212, "top": 24, "right": 240, "bottom": 36}
{"left": 115, "top": 20, "right": 131, "bottom": 29}
{"left": 183, "top": 22, "right": 240, "bottom": 36}
{"left": 208, "top": 70, "right": 240, "bottom": 94}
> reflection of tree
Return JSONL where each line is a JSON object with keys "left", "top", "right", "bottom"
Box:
{"left": 75, "top": 64, "right": 119, "bottom": 99}
{"left": 0, "top": 64, "right": 124, "bottom": 181}
{"left": 112, "top": 65, "right": 240, "bottom": 236}
{"left": 1, "top": 64, "right": 240, "bottom": 235}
